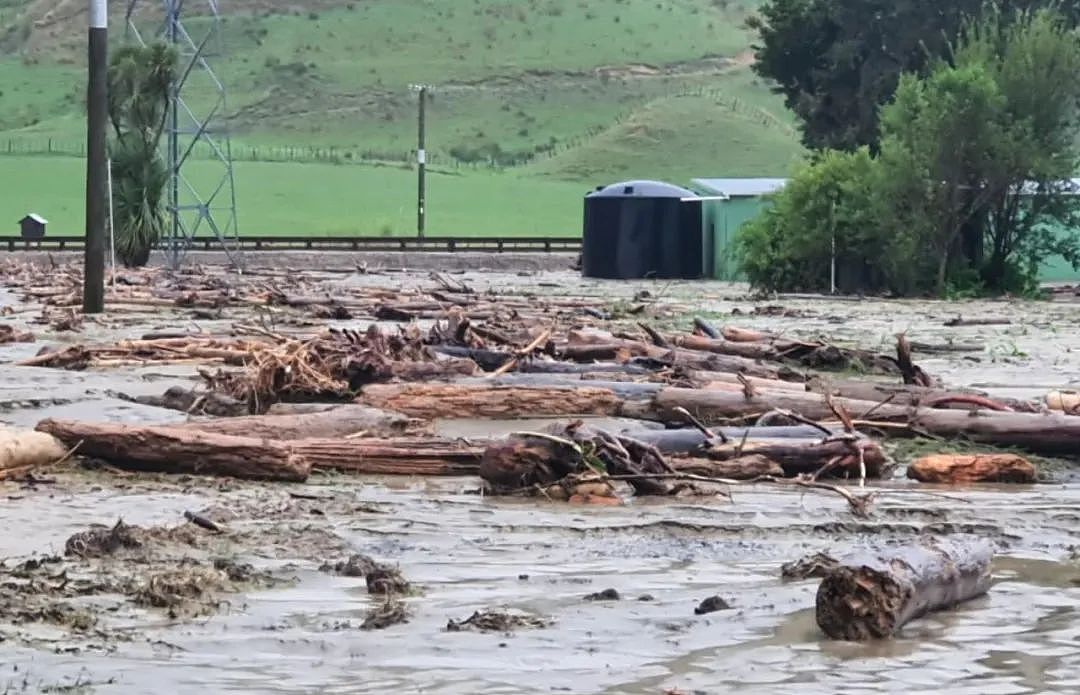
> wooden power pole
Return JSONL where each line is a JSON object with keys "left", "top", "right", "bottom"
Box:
{"left": 83, "top": 0, "right": 108, "bottom": 314}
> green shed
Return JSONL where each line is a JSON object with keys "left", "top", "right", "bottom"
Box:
{"left": 691, "top": 178, "right": 786, "bottom": 280}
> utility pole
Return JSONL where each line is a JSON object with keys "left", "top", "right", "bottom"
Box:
{"left": 410, "top": 84, "right": 428, "bottom": 238}
{"left": 83, "top": 0, "right": 108, "bottom": 314}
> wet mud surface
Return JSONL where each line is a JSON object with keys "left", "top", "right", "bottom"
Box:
{"left": 2, "top": 268, "right": 1080, "bottom": 693}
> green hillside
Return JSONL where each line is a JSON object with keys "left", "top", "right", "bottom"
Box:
{"left": 0, "top": 0, "right": 804, "bottom": 236}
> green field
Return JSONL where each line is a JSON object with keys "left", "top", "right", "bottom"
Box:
{"left": 0, "top": 155, "right": 587, "bottom": 236}
{"left": 0, "top": 0, "right": 805, "bottom": 237}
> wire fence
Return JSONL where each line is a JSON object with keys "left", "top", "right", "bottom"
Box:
{"left": 0, "top": 87, "right": 794, "bottom": 171}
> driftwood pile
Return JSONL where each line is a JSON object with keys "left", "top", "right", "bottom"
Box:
{"left": 3, "top": 261, "right": 1054, "bottom": 640}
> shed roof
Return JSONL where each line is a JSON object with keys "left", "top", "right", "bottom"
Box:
{"left": 20, "top": 213, "right": 47, "bottom": 225}
{"left": 691, "top": 178, "right": 788, "bottom": 197}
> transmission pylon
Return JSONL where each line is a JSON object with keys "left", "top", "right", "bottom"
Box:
{"left": 124, "top": 0, "right": 243, "bottom": 270}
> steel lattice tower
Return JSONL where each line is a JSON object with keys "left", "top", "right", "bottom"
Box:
{"left": 124, "top": 0, "right": 243, "bottom": 270}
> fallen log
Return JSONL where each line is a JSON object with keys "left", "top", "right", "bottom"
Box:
{"left": 0, "top": 427, "right": 68, "bottom": 476}
{"left": 670, "top": 455, "right": 782, "bottom": 479}
{"left": 36, "top": 419, "right": 310, "bottom": 482}
{"left": 563, "top": 330, "right": 779, "bottom": 378}
{"left": 296, "top": 438, "right": 483, "bottom": 476}
{"left": 907, "top": 454, "right": 1036, "bottom": 484}
{"left": 631, "top": 387, "right": 1080, "bottom": 456}
{"left": 621, "top": 426, "right": 845, "bottom": 453}
{"left": 178, "top": 404, "right": 418, "bottom": 440}
{"left": 360, "top": 384, "right": 624, "bottom": 420}
{"left": 702, "top": 437, "right": 887, "bottom": 478}
{"left": 815, "top": 538, "right": 993, "bottom": 640}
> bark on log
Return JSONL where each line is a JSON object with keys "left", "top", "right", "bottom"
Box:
{"left": 177, "top": 404, "right": 418, "bottom": 440}
{"left": 36, "top": 419, "right": 310, "bottom": 482}
{"left": 359, "top": 384, "right": 624, "bottom": 419}
{"left": 907, "top": 454, "right": 1036, "bottom": 484}
{"left": 295, "top": 438, "right": 483, "bottom": 475}
{"left": 670, "top": 455, "right": 782, "bottom": 479}
{"left": 815, "top": 538, "right": 993, "bottom": 640}
{"left": 671, "top": 334, "right": 780, "bottom": 360}
{"left": 721, "top": 326, "right": 775, "bottom": 343}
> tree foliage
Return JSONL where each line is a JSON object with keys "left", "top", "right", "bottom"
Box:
{"left": 739, "top": 8, "right": 1080, "bottom": 296}
{"left": 107, "top": 43, "right": 176, "bottom": 267}
{"left": 749, "top": 0, "right": 1080, "bottom": 152}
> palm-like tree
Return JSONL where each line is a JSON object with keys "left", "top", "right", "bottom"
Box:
{"left": 107, "top": 43, "right": 177, "bottom": 267}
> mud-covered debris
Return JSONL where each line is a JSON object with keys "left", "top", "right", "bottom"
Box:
{"left": 320, "top": 554, "right": 379, "bottom": 578}
{"left": 7, "top": 555, "right": 62, "bottom": 578}
{"left": 366, "top": 564, "right": 410, "bottom": 595}
{"left": 133, "top": 565, "right": 227, "bottom": 615}
{"left": 213, "top": 557, "right": 258, "bottom": 583}
{"left": 637, "top": 594, "right": 656, "bottom": 602}
{"left": 7, "top": 604, "right": 97, "bottom": 631}
{"left": 584, "top": 588, "right": 621, "bottom": 601}
{"left": 361, "top": 595, "right": 410, "bottom": 630}
{"left": 694, "top": 596, "right": 732, "bottom": 615}
{"left": 446, "top": 610, "right": 550, "bottom": 633}
{"left": 64, "top": 520, "right": 142, "bottom": 558}
{"left": 781, "top": 552, "right": 840, "bottom": 581}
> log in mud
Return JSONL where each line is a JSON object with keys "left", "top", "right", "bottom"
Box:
{"left": 635, "top": 388, "right": 1080, "bottom": 456}
{"left": 177, "top": 404, "right": 419, "bottom": 440}
{"left": 815, "top": 537, "right": 993, "bottom": 640}
{"left": 36, "top": 419, "right": 311, "bottom": 482}
{"left": 360, "top": 383, "right": 624, "bottom": 419}
{"left": 908, "top": 454, "right": 1036, "bottom": 484}
{"left": 293, "top": 438, "right": 484, "bottom": 476}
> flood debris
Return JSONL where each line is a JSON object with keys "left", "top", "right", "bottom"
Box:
{"left": 321, "top": 554, "right": 380, "bottom": 578}
{"left": 446, "top": 610, "right": 550, "bottom": 633}
{"left": 815, "top": 537, "right": 993, "bottom": 640}
{"left": 694, "top": 596, "right": 732, "bottom": 615}
{"left": 64, "top": 520, "right": 143, "bottom": 558}
{"left": 781, "top": 552, "right": 841, "bottom": 581}
{"left": 584, "top": 588, "right": 621, "bottom": 601}
{"left": 362, "top": 595, "right": 410, "bottom": 630}
{"left": 908, "top": 454, "right": 1037, "bottom": 484}
{"left": 0, "top": 325, "right": 33, "bottom": 344}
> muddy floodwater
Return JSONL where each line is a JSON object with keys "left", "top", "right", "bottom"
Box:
{"left": 2, "top": 266, "right": 1080, "bottom": 694}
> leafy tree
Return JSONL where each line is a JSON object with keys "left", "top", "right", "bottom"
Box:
{"left": 739, "top": 8, "right": 1080, "bottom": 296}
{"left": 749, "top": 0, "right": 1080, "bottom": 152}
{"left": 107, "top": 43, "right": 177, "bottom": 267}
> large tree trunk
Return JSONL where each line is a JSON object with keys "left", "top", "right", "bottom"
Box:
{"left": 359, "top": 384, "right": 624, "bottom": 419}
{"left": 815, "top": 538, "right": 993, "bottom": 640}
{"left": 177, "top": 404, "right": 419, "bottom": 440}
{"left": 36, "top": 419, "right": 310, "bottom": 482}
{"left": 293, "top": 438, "right": 483, "bottom": 475}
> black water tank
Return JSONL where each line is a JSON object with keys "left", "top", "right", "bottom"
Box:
{"left": 582, "top": 180, "right": 703, "bottom": 279}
